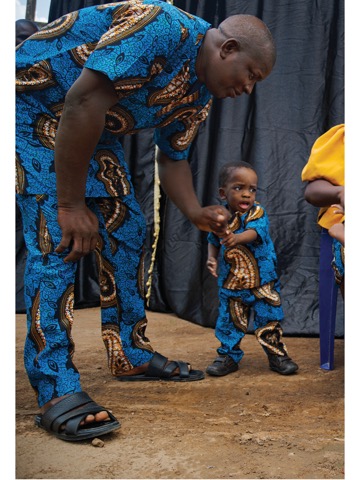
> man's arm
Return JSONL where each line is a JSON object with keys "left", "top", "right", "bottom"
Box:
{"left": 54, "top": 68, "right": 118, "bottom": 262}
{"left": 304, "top": 179, "right": 344, "bottom": 208}
{"left": 157, "top": 152, "right": 230, "bottom": 234}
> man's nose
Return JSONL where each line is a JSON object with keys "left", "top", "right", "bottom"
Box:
{"left": 244, "top": 83, "right": 255, "bottom": 95}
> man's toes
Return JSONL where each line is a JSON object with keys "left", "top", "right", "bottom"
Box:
{"left": 94, "top": 411, "right": 110, "bottom": 422}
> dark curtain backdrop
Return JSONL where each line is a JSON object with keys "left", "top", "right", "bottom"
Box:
{"left": 16, "top": 0, "right": 344, "bottom": 336}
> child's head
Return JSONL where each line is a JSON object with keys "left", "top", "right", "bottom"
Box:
{"left": 218, "top": 161, "right": 258, "bottom": 214}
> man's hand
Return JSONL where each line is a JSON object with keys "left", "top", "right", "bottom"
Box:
{"left": 55, "top": 205, "right": 100, "bottom": 263}
{"left": 190, "top": 205, "right": 230, "bottom": 235}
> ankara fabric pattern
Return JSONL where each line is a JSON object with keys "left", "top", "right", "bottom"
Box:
{"left": 21, "top": 0, "right": 344, "bottom": 336}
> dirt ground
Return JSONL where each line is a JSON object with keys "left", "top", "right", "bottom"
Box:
{"left": 15, "top": 308, "right": 344, "bottom": 480}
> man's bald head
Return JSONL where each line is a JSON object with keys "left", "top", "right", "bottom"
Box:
{"left": 219, "top": 15, "right": 276, "bottom": 68}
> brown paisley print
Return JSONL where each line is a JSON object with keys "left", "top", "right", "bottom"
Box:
{"left": 59, "top": 285, "right": 76, "bottom": 358}
{"left": 252, "top": 281, "right": 282, "bottom": 306}
{"left": 102, "top": 323, "right": 134, "bottom": 375}
{"left": 229, "top": 297, "right": 250, "bottom": 334}
{"left": 16, "top": 60, "right": 56, "bottom": 93}
{"left": 29, "top": 289, "right": 46, "bottom": 354}
{"left": 25, "top": 12, "right": 79, "bottom": 40}
{"left": 223, "top": 245, "right": 260, "bottom": 290}
{"left": 132, "top": 318, "right": 154, "bottom": 352}
{"left": 255, "top": 321, "right": 288, "bottom": 356}
{"left": 96, "top": 2, "right": 162, "bottom": 49}
{"left": 95, "top": 150, "right": 131, "bottom": 196}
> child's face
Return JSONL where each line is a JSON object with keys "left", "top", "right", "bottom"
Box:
{"left": 219, "top": 167, "right": 258, "bottom": 214}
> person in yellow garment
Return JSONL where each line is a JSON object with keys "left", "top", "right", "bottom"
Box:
{"left": 301, "top": 124, "right": 345, "bottom": 297}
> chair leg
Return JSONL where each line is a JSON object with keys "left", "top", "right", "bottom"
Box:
{"left": 319, "top": 229, "right": 338, "bottom": 370}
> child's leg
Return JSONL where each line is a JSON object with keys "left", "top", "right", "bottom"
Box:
{"left": 207, "top": 288, "right": 254, "bottom": 376}
{"left": 214, "top": 289, "right": 250, "bottom": 363}
{"left": 252, "top": 281, "right": 298, "bottom": 374}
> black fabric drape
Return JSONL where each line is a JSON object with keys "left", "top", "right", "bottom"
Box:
{"left": 17, "top": 0, "right": 344, "bottom": 336}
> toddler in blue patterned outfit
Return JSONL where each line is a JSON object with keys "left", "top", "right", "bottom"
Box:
{"left": 206, "top": 161, "right": 298, "bottom": 376}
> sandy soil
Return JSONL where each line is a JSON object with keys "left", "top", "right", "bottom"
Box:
{"left": 15, "top": 308, "right": 344, "bottom": 480}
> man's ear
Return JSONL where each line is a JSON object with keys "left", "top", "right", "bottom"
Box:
{"left": 220, "top": 38, "right": 240, "bottom": 59}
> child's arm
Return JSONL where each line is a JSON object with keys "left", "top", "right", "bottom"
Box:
{"left": 207, "top": 243, "right": 220, "bottom": 278}
{"left": 220, "top": 229, "right": 258, "bottom": 248}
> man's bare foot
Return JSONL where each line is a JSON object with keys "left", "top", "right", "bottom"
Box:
{"left": 40, "top": 395, "right": 110, "bottom": 427}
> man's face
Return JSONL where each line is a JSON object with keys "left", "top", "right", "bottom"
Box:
{"left": 204, "top": 48, "right": 272, "bottom": 99}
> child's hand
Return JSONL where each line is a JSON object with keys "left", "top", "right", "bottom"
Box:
{"left": 220, "top": 232, "right": 238, "bottom": 248}
{"left": 331, "top": 203, "right": 344, "bottom": 216}
{"left": 206, "top": 257, "right": 218, "bottom": 277}
{"left": 328, "top": 222, "right": 345, "bottom": 246}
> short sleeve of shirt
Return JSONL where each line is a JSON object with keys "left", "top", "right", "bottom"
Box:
{"left": 153, "top": 97, "right": 212, "bottom": 160}
{"left": 244, "top": 206, "right": 269, "bottom": 244}
{"left": 85, "top": 3, "right": 180, "bottom": 82}
{"left": 208, "top": 231, "right": 220, "bottom": 248}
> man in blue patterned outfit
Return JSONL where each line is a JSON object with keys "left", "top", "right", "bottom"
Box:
{"left": 16, "top": 0, "right": 276, "bottom": 441}
{"left": 206, "top": 161, "right": 298, "bottom": 377}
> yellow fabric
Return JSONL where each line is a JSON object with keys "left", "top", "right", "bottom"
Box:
{"left": 301, "top": 124, "right": 345, "bottom": 229}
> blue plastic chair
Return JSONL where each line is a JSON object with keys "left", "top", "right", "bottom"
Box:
{"left": 319, "top": 228, "right": 338, "bottom": 370}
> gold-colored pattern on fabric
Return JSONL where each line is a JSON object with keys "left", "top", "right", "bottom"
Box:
{"left": 59, "top": 285, "right": 75, "bottom": 358}
{"left": 97, "top": 198, "right": 127, "bottom": 254}
{"left": 113, "top": 57, "right": 166, "bottom": 100}
{"left": 171, "top": 100, "right": 212, "bottom": 151}
{"left": 229, "top": 297, "right": 250, "bottom": 334}
{"left": 102, "top": 323, "right": 133, "bottom": 375}
{"left": 50, "top": 103, "right": 64, "bottom": 119}
{"left": 148, "top": 62, "right": 192, "bottom": 108}
{"left": 95, "top": 149, "right": 131, "bottom": 196}
{"left": 132, "top": 318, "right": 154, "bottom": 352}
{"left": 97, "top": 198, "right": 127, "bottom": 233}
{"left": 105, "top": 106, "right": 135, "bottom": 134}
{"left": 195, "top": 33, "right": 204, "bottom": 45}
{"left": 98, "top": 255, "right": 117, "bottom": 307}
{"left": 252, "top": 281, "right": 281, "bottom": 306}
{"left": 96, "top": 2, "right": 162, "bottom": 49}
{"left": 227, "top": 212, "right": 242, "bottom": 232}
{"left": 223, "top": 245, "right": 260, "bottom": 290}
{"left": 70, "top": 42, "right": 98, "bottom": 66}
{"left": 28, "top": 12, "right": 79, "bottom": 40}
{"left": 29, "top": 289, "right": 46, "bottom": 354}
{"left": 35, "top": 194, "right": 47, "bottom": 202}
{"left": 244, "top": 203, "right": 264, "bottom": 226}
{"left": 35, "top": 114, "right": 58, "bottom": 150}
{"left": 16, "top": 154, "right": 25, "bottom": 194}
{"left": 16, "top": 61, "right": 56, "bottom": 93}
{"left": 180, "top": 24, "right": 189, "bottom": 42}
{"left": 255, "top": 321, "right": 288, "bottom": 356}
{"left": 97, "top": 2, "right": 130, "bottom": 10}
{"left": 37, "top": 210, "right": 53, "bottom": 257}
{"left": 146, "top": 153, "right": 161, "bottom": 307}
